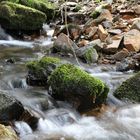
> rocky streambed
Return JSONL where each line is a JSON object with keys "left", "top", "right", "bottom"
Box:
{"left": 0, "top": 0, "right": 140, "bottom": 140}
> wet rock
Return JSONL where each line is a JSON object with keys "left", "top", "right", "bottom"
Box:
{"left": 116, "top": 58, "right": 137, "bottom": 72}
{"left": 26, "top": 57, "right": 61, "bottom": 86}
{"left": 53, "top": 33, "right": 78, "bottom": 55}
{"left": 19, "top": 108, "right": 40, "bottom": 130}
{"left": 76, "top": 46, "right": 99, "bottom": 64}
{"left": 48, "top": 64, "right": 109, "bottom": 112}
{"left": 111, "top": 48, "right": 129, "bottom": 61}
{"left": 0, "top": 92, "right": 24, "bottom": 121}
{"left": 0, "top": 124, "right": 19, "bottom": 140}
{"left": 113, "top": 71, "right": 140, "bottom": 103}
{"left": 124, "top": 29, "right": 140, "bottom": 52}
{"left": 98, "top": 25, "right": 108, "bottom": 41}
{"left": 131, "top": 19, "right": 140, "bottom": 31}
{"left": 0, "top": 1, "right": 46, "bottom": 31}
{"left": 0, "top": 26, "right": 10, "bottom": 40}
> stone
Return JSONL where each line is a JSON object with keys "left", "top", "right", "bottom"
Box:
{"left": 131, "top": 19, "right": 140, "bottom": 31}
{"left": 134, "top": 5, "right": 140, "bottom": 15}
{"left": 87, "top": 39, "right": 103, "bottom": 51}
{"left": 76, "top": 46, "right": 99, "bottom": 64}
{"left": 116, "top": 58, "right": 137, "bottom": 72}
{"left": 87, "top": 26, "right": 98, "bottom": 39}
{"left": 0, "top": 92, "right": 24, "bottom": 121}
{"left": 26, "top": 57, "right": 61, "bottom": 86}
{"left": 48, "top": 64, "right": 109, "bottom": 112}
{"left": 98, "top": 25, "right": 108, "bottom": 41}
{"left": 53, "top": 33, "right": 78, "bottom": 55}
{"left": 111, "top": 48, "right": 129, "bottom": 61}
{"left": 113, "top": 71, "right": 140, "bottom": 103}
{"left": 55, "top": 24, "right": 81, "bottom": 40}
{"left": 94, "top": 9, "right": 113, "bottom": 24}
{"left": 133, "top": 53, "right": 140, "bottom": 61}
{"left": 0, "top": 124, "right": 19, "bottom": 140}
{"left": 108, "top": 29, "right": 122, "bottom": 35}
{"left": 0, "top": 1, "right": 46, "bottom": 30}
{"left": 103, "top": 35, "right": 123, "bottom": 54}
{"left": 124, "top": 29, "right": 140, "bottom": 52}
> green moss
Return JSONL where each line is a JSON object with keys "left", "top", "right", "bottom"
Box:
{"left": 113, "top": 72, "right": 140, "bottom": 103}
{"left": 84, "top": 48, "right": 94, "bottom": 64}
{"left": 0, "top": 0, "right": 56, "bottom": 20}
{"left": 73, "top": 4, "right": 81, "bottom": 12}
{"left": 19, "top": 0, "right": 56, "bottom": 20}
{"left": 26, "top": 57, "right": 61, "bottom": 79}
{"left": 90, "top": 10, "right": 100, "bottom": 19}
{"left": 0, "top": 1, "right": 46, "bottom": 30}
{"left": 48, "top": 64, "right": 109, "bottom": 103}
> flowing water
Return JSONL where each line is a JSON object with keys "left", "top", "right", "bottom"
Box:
{"left": 0, "top": 25, "right": 139, "bottom": 140}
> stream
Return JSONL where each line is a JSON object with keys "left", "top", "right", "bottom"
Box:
{"left": 0, "top": 24, "right": 139, "bottom": 140}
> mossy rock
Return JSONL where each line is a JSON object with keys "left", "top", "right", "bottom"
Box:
{"left": 19, "top": 0, "right": 56, "bottom": 20}
{"left": 48, "top": 64, "right": 109, "bottom": 112}
{"left": 0, "top": 1, "right": 46, "bottom": 30}
{"left": 0, "top": 0, "right": 57, "bottom": 20}
{"left": 113, "top": 72, "right": 140, "bottom": 103}
{"left": 26, "top": 57, "right": 61, "bottom": 86}
{"left": 90, "top": 10, "right": 100, "bottom": 19}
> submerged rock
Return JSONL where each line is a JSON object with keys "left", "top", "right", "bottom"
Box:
{"left": 48, "top": 64, "right": 109, "bottom": 112}
{"left": 0, "top": 92, "right": 24, "bottom": 121}
{"left": 26, "top": 57, "right": 61, "bottom": 86}
{"left": 113, "top": 72, "right": 140, "bottom": 103}
{"left": 0, "top": 1, "right": 46, "bottom": 30}
{"left": 0, "top": 124, "right": 19, "bottom": 140}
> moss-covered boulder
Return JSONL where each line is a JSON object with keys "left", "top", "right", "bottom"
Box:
{"left": 19, "top": 0, "right": 56, "bottom": 20}
{"left": 0, "top": 0, "right": 56, "bottom": 20}
{"left": 48, "top": 64, "right": 109, "bottom": 112}
{"left": 0, "top": 1, "right": 46, "bottom": 30}
{"left": 26, "top": 57, "right": 61, "bottom": 86}
{"left": 113, "top": 72, "right": 140, "bottom": 103}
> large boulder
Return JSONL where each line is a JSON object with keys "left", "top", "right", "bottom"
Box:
{"left": 0, "top": 92, "right": 24, "bottom": 121}
{"left": 48, "top": 64, "right": 109, "bottom": 112}
{"left": 0, "top": 0, "right": 56, "bottom": 20}
{"left": 113, "top": 72, "right": 140, "bottom": 103}
{"left": 26, "top": 57, "right": 61, "bottom": 86}
{"left": 18, "top": 0, "right": 56, "bottom": 20}
{"left": 0, "top": 1, "right": 46, "bottom": 30}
